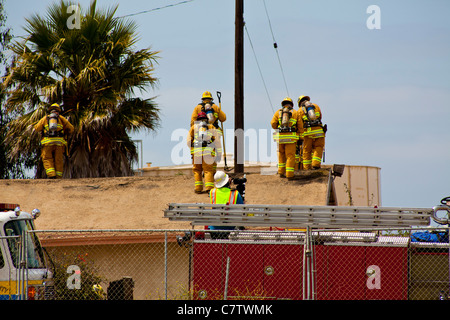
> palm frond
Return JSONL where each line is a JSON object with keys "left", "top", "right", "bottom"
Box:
{"left": 4, "top": 0, "right": 160, "bottom": 178}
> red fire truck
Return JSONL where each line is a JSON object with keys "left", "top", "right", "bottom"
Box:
{"left": 165, "top": 197, "right": 450, "bottom": 300}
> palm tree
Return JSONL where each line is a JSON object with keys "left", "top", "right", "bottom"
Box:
{"left": 3, "top": 0, "right": 160, "bottom": 178}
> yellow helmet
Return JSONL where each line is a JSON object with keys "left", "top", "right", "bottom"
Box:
{"left": 202, "top": 91, "right": 213, "bottom": 100}
{"left": 48, "top": 103, "right": 61, "bottom": 113}
{"left": 297, "top": 95, "right": 310, "bottom": 106}
{"left": 281, "top": 97, "right": 293, "bottom": 106}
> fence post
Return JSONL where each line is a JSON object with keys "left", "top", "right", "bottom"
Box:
{"left": 310, "top": 228, "right": 316, "bottom": 300}
{"left": 164, "top": 231, "right": 168, "bottom": 300}
{"left": 302, "top": 230, "right": 306, "bottom": 300}
{"left": 21, "top": 231, "right": 28, "bottom": 300}
{"left": 188, "top": 237, "right": 193, "bottom": 300}
{"left": 303, "top": 227, "right": 313, "bottom": 300}
{"left": 224, "top": 257, "right": 230, "bottom": 300}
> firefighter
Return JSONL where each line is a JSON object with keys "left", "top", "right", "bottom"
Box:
{"left": 297, "top": 95, "right": 326, "bottom": 170}
{"left": 187, "top": 112, "right": 220, "bottom": 193}
{"left": 190, "top": 91, "right": 226, "bottom": 130}
{"left": 270, "top": 97, "right": 301, "bottom": 180}
{"left": 191, "top": 91, "right": 226, "bottom": 173}
{"left": 34, "top": 103, "right": 74, "bottom": 179}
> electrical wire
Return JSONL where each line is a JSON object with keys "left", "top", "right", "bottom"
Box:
{"left": 11, "top": 0, "right": 196, "bottom": 39}
{"left": 116, "top": 0, "right": 195, "bottom": 19}
{"left": 244, "top": 23, "right": 274, "bottom": 114}
{"left": 263, "top": 0, "right": 290, "bottom": 97}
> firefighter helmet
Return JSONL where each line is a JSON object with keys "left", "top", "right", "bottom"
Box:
{"left": 214, "top": 171, "right": 230, "bottom": 188}
{"left": 48, "top": 103, "right": 61, "bottom": 113}
{"left": 297, "top": 95, "right": 310, "bottom": 106}
{"left": 281, "top": 97, "right": 293, "bottom": 107}
{"left": 202, "top": 91, "right": 213, "bottom": 100}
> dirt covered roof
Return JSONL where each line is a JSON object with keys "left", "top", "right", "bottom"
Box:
{"left": 0, "top": 171, "right": 329, "bottom": 231}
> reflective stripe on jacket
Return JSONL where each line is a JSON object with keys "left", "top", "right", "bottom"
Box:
{"left": 299, "top": 103, "right": 325, "bottom": 139}
{"left": 270, "top": 108, "right": 301, "bottom": 144}
{"left": 209, "top": 187, "right": 243, "bottom": 205}
{"left": 188, "top": 123, "right": 219, "bottom": 158}
{"left": 190, "top": 104, "right": 226, "bottom": 127}
{"left": 34, "top": 115, "right": 74, "bottom": 146}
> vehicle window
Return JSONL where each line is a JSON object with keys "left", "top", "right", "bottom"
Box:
{"left": 4, "top": 220, "right": 46, "bottom": 269}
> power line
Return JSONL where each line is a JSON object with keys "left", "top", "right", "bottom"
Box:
{"left": 10, "top": 0, "right": 196, "bottom": 39}
{"left": 116, "top": 0, "right": 195, "bottom": 19}
{"left": 244, "top": 23, "right": 274, "bottom": 114}
{"left": 263, "top": 0, "right": 290, "bottom": 97}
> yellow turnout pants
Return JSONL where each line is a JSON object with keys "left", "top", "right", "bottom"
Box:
{"left": 192, "top": 156, "right": 215, "bottom": 192}
{"left": 277, "top": 143, "right": 297, "bottom": 178}
{"left": 302, "top": 136, "right": 325, "bottom": 170}
{"left": 41, "top": 144, "right": 65, "bottom": 178}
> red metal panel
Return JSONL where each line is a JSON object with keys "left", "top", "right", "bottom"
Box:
{"left": 226, "top": 243, "right": 265, "bottom": 299}
{"left": 315, "top": 244, "right": 408, "bottom": 300}
{"left": 327, "top": 245, "right": 366, "bottom": 299}
{"left": 192, "top": 242, "right": 225, "bottom": 300}
{"left": 365, "top": 246, "right": 408, "bottom": 300}
{"left": 314, "top": 245, "right": 328, "bottom": 300}
{"left": 263, "top": 244, "right": 303, "bottom": 300}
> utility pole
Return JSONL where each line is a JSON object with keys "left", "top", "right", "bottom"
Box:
{"left": 234, "top": 0, "right": 244, "bottom": 174}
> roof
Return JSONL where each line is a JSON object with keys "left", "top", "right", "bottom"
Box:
{"left": 0, "top": 171, "right": 330, "bottom": 231}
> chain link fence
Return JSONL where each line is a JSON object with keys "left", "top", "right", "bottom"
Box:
{"left": 29, "top": 227, "right": 449, "bottom": 300}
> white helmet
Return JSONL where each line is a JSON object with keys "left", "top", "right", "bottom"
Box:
{"left": 214, "top": 171, "right": 230, "bottom": 188}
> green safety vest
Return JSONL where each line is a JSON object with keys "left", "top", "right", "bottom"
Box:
{"left": 209, "top": 187, "right": 239, "bottom": 205}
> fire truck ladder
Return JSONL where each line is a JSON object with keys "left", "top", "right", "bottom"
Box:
{"left": 164, "top": 203, "right": 437, "bottom": 228}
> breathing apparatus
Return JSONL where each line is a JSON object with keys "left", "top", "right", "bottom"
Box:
{"left": 280, "top": 97, "right": 294, "bottom": 129}
{"left": 304, "top": 101, "right": 317, "bottom": 121}
{"left": 48, "top": 113, "right": 59, "bottom": 135}
{"left": 200, "top": 91, "right": 216, "bottom": 125}
{"left": 204, "top": 103, "right": 215, "bottom": 124}
{"left": 297, "top": 96, "right": 315, "bottom": 120}
{"left": 281, "top": 107, "right": 292, "bottom": 127}
{"left": 47, "top": 103, "right": 61, "bottom": 137}
{"left": 195, "top": 112, "right": 211, "bottom": 143}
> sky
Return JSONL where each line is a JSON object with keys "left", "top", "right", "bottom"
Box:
{"left": 3, "top": 0, "right": 450, "bottom": 209}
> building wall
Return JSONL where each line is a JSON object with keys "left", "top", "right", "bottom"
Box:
{"left": 138, "top": 163, "right": 381, "bottom": 207}
{"left": 333, "top": 165, "right": 381, "bottom": 207}
{"left": 46, "top": 242, "right": 191, "bottom": 300}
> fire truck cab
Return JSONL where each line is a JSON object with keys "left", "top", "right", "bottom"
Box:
{"left": 0, "top": 203, "right": 53, "bottom": 300}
